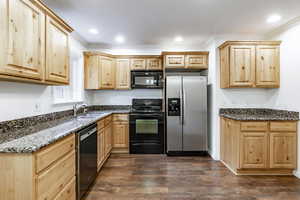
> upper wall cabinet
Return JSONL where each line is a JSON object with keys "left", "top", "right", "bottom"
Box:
{"left": 116, "top": 59, "right": 130, "bottom": 90}
{"left": 219, "top": 41, "right": 281, "bottom": 88}
{"left": 147, "top": 58, "right": 162, "bottom": 70}
{"left": 0, "top": 0, "right": 73, "bottom": 85}
{"left": 163, "top": 52, "right": 209, "bottom": 70}
{"left": 45, "top": 16, "right": 70, "bottom": 84}
{"left": 131, "top": 59, "right": 146, "bottom": 70}
{"left": 84, "top": 53, "right": 116, "bottom": 90}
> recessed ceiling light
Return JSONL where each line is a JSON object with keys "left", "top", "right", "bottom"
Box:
{"left": 88, "top": 28, "right": 99, "bottom": 35}
{"left": 115, "top": 35, "right": 125, "bottom": 43}
{"left": 267, "top": 14, "right": 282, "bottom": 23}
{"left": 175, "top": 36, "right": 183, "bottom": 42}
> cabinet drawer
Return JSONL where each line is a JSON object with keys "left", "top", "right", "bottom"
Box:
{"left": 113, "top": 114, "right": 129, "bottom": 122}
{"left": 54, "top": 176, "right": 76, "bottom": 200}
{"left": 270, "top": 122, "right": 297, "bottom": 132}
{"left": 241, "top": 122, "right": 268, "bottom": 131}
{"left": 105, "top": 115, "right": 112, "bottom": 126}
{"left": 36, "top": 151, "right": 75, "bottom": 200}
{"left": 97, "top": 120, "right": 105, "bottom": 130}
{"left": 35, "top": 134, "right": 75, "bottom": 173}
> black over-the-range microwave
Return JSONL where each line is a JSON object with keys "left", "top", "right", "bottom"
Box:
{"left": 131, "top": 70, "right": 163, "bottom": 89}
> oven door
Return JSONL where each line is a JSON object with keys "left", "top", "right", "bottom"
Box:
{"left": 131, "top": 71, "right": 163, "bottom": 89}
{"left": 129, "top": 113, "right": 164, "bottom": 153}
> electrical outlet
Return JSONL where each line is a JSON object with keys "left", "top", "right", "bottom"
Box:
{"left": 34, "top": 102, "right": 41, "bottom": 113}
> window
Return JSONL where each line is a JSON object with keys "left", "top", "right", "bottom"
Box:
{"left": 53, "top": 42, "right": 84, "bottom": 104}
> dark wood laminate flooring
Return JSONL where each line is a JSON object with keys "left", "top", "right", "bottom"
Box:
{"left": 85, "top": 154, "right": 300, "bottom": 200}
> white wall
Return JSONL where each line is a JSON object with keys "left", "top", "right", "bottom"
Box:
{"left": 91, "top": 89, "right": 163, "bottom": 105}
{"left": 0, "top": 36, "right": 92, "bottom": 122}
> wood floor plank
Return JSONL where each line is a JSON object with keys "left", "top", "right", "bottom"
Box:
{"left": 84, "top": 154, "right": 300, "bottom": 200}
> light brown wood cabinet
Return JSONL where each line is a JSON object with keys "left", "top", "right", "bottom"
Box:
{"left": 221, "top": 118, "right": 297, "bottom": 175}
{"left": 219, "top": 41, "right": 281, "bottom": 88}
{"left": 100, "top": 57, "right": 115, "bottom": 89}
{"left": 45, "top": 16, "right": 70, "bottom": 84}
{"left": 0, "top": 0, "right": 72, "bottom": 85}
{"left": 0, "top": 134, "right": 76, "bottom": 200}
{"left": 97, "top": 115, "right": 113, "bottom": 171}
{"left": 116, "top": 59, "right": 131, "bottom": 89}
{"left": 147, "top": 58, "right": 162, "bottom": 70}
{"left": 163, "top": 52, "right": 209, "bottom": 69}
{"left": 112, "top": 114, "right": 129, "bottom": 153}
{"left": 131, "top": 59, "right": 146, "bottom": 70}
{"left": 84, "top": 55, "right": 116, "bottom": 89}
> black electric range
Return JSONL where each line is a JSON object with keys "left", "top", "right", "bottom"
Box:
{"left": 129, "top": 99, "right": 164, "bottom": 154}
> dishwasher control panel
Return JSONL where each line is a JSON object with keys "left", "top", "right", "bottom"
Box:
{"left": 168, "top": 98, "right": 181, "bottom": 116}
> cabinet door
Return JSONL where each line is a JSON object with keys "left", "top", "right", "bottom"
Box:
{"left": 0, "top": 0, "right": 45, "bottom": 80}
{"left": 85, "top": 55, "right": 100, "bottom": 89}
{"left": 165, "top": 55, "right": 185, "bottom": 68}
{"left": 116, "top": 59, "right": 130, "bottom": 89}
{"left": 131, "top": 59, "right": 146, "bottom": 70}
{"left": 270, "top": 132, "right": 296, "bottom": 169}
{"left": 101, "top": 131, "right": 105, "bottom": 162}
{"left": 229, "top": 46, "right": 255, "bottom": 87}
{"left": 113, "top": 122, "right": 129, "bottom": 148}
{"left": 100, "top": 57, "right": 115, "bottom": 89}
{"left": 240, "top": 132, "right": 268, "bottom": 168}
{"left": 46, "top": 16, "right": 69, "bottom": 84}
{"left": 185, "top": 55, "right": 208, "bottom": 69}
{"left": 97, "top": 131, "right": 102, "bottom": 166}
{"left": 256, "top": 46, "right": 280, "bottom": 87}
{"left": 147, "top": 58, "right": 162, "bottom": 70}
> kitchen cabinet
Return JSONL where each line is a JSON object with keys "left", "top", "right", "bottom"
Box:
{"left": 131, "top": 59, "right": 146, "bottom": 70}
{"left": 97, "top": 115, "right": 113, "bottom": 171}
{"left": 0, "top": 0, "right": 73, "bottom": 85}
{"left": 100, "top": 57, "right": 115, "bottom": 89}
{"left": 112, "top": 114, "right": 129, "bottom": 153}
{"left": 219, "top": 41, "right": 281, "bottom": 88}
{"left": 147, "top": 58, "right": 162, "bottom": 70}
{"left": 256, "top": 45, "right": 280, "bottom": 87}
{"left": 185, "top": 55, "right": 208, "bottom": 69}
{"left": 45, "top": 15, "right": 70, "bottom": 84}
{"left": 84, "top": 54, "right": 116, "bottom": 90}
{"left": 163, "top": 52, "right": 209, "bottom": 69}
{"left": 220, "top": 118, "right": 297, "bottom": 175}
{"left": 116, "top": 59, "right": 131, "bottom": 89}
{"left": 164, "top": 55, "right": 185, "bottom": 68}
{"left": 0, "top": 0, "right": 45, "bottom": 81}
{"left": 0, "top": 134, "right": 76, "bottom": 200}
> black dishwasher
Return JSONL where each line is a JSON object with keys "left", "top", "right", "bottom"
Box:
{"left": 78, "top": 123, "right": 97, "bottom": 199}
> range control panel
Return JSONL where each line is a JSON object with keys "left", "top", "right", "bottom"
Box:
{"left": 168, "top": 98, "right": 181, "bottom": 116}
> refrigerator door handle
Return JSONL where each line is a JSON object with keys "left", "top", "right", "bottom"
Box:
{"left": 179, "top": 88, "right": 182, "bottom": 124}
{"left": 182, "top": 88, "right": 186, "bottom": 125}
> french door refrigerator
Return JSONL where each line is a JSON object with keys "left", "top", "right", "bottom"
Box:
{"left": 166, "top": 75, "right": 207, "bottom": 155}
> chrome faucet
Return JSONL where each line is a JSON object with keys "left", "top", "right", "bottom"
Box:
{"left": 73, "top": 103, "right": 88, "bottom": 117}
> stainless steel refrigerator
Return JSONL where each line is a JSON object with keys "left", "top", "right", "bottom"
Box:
{"left": 166, "top": 75, "right": 207, "bottom": 155}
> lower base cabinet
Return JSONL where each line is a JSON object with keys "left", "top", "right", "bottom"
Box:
{"left": 221, "top": 118, "right": 297, "bottom": 175}
{"left": 0, "top": 134, "right": 76, "bottom": 200}
{"left": 112, "top": 114, "right": 129, "bottom": 153}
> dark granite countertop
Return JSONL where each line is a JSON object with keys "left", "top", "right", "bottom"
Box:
{"left": 0, "top": 109, "right": 130, "bottom": 153}
{"left": 220, "top": 108, "right": 299, "bottom": 121}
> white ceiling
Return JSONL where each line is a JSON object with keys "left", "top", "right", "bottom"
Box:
{"left": 43, "top": 0, "right": 300, "bottom": 49}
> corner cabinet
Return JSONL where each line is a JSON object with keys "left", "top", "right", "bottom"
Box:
{"left": 219, "top": 41, "right": 281, "bottom": 88}
{"left": 84, "top": 54, "right": 116, "bottom": 90}
{"left": 0, "top": 0, "right": 73, "bottom": 85}
{"left": 163, "top": 52, "right": 209, "bottom": 70}
{"left": 221, "top": 118, "right": 297, "bottom": 175}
